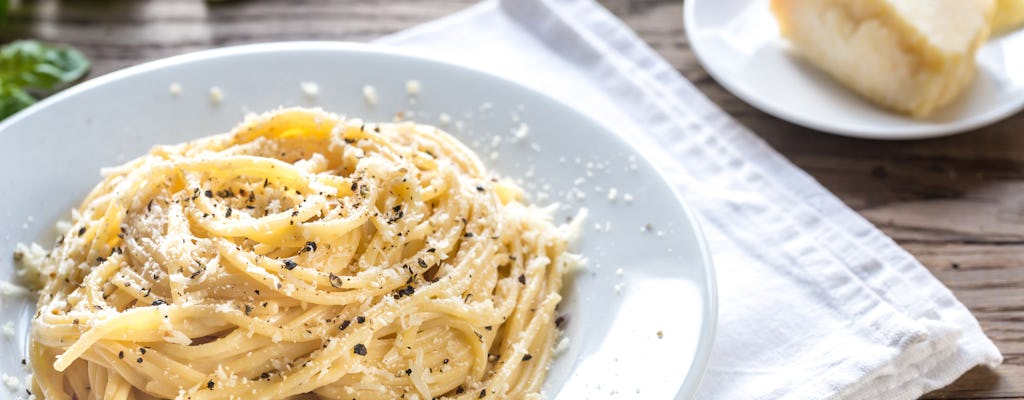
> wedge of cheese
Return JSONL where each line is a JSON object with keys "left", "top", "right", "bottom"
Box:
{"left": 994, "top": 0, "right": 1024, "bottom": 32}
{"left": 771, "top": 0, "right": 995, "bottom": 117}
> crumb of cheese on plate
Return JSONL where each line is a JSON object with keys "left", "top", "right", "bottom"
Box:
{"left": 2, "top": 373, "right": 19, "bottom": 390}
{"left": 209, "top": 86, "right": 224, "bottom": 104}
{"left": 405, "top": 80, "right": 421, "bottom": 95}
{"left": 2, "top": 321, "right": 14, "bottom": 338}
{"left": 994, "top": 0, "right": 1024, "bottom": 32}
{"left": 362, "top": 85, "right": 378, "bottom": 106}
{"left": 300, "top": 82, "right": 319, "bottom": 97}
{"left": 771, "top": 0, "right": 995, "bottom": 118}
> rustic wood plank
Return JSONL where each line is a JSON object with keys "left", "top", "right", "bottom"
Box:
{"left": 0, "top": 0, "right": 477, "bottom": 76}
{"left": 2, "top": 0, "right": 1022, "bottom": 398}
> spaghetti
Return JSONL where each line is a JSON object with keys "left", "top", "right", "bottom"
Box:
{"left": 25, "top": 108, "right": 580, "bottom": 400}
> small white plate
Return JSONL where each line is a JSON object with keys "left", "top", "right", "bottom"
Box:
{"left": 685, "top": 0, "right": 1024, "bottom": 140}
{"left": 0, "top": 43, "right": 716, "bottom": 399}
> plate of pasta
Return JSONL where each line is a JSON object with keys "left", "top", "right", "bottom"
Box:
{"left": 0, "top": 42, "right": 716, "bottom": 400}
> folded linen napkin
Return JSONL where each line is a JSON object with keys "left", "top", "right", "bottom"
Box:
{"left": 378, "top": 1, "right": 1003, "bottom": 399}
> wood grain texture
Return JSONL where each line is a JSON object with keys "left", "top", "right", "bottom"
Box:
{"left": 3, "top": 0, "right": 1022, "bottom": 398}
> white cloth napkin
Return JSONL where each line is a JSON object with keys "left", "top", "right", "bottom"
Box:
{"left": 377, "top": 1, "right": 1003, "bottom": 399}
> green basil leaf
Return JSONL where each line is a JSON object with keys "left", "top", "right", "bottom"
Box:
{"left": 0, "top": 40, "right": 90, "bottom": 91}
{"left": 0, "top": 84, "right": 37, "bottom": 120}
{"left": 0, "top": 39, "right": 89, "bottom": 120}
{"left": 41, "top": 42, "right": 90, "bottom": 84}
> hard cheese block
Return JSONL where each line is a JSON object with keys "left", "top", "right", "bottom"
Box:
{"left": 995, "top": 0, "right": 1024, "bottom": 32}
{"left": 771, "top": 0, "right": 995, "bottom": 118}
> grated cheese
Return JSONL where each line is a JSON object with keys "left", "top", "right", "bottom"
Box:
{"left": 2, "top": 374, "right": 19, "bottom": 391}
{"left": 362, "top": 85, "right": 378, "bottom": 106}
{"left": 2, "top": 321, "right": 14, "bottom": 338}
{"left": 405, "top": 80, "right": 421, "bottom": 96}
{"left": 300, "top": 82, "right": 320, "bottom": 97}
{"left": 209, "top": 87, "right": 224, "bottom": 104}
{"left": 553, "top": 337, "right": 570, "bottom": 355}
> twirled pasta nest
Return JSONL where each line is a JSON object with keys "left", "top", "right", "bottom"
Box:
{"left": 26, "top": 108, "right": 579, "bottom": 400}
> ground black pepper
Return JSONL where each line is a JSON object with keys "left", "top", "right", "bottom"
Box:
{"left": 353, "top": 343, "right": 367, "bottom": 356}
{"left": 329, "top": 273, "right": 344, "bottom": 288}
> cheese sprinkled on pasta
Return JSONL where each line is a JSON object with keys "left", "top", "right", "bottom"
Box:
{"left": 27, "top": 108, "right": 580, "bottom": 400}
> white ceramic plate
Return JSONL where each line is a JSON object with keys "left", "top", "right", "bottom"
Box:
{"left": 685, "top": 0, "right": 1024, "bottom": 140}
{"left": 0, "top": 42, "right": 716, "bottom": 399}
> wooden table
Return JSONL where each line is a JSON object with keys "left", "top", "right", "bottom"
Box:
{"left": 3, "top": 0, "right": 1021, "bottom": 398}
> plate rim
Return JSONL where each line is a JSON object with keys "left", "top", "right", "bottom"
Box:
{"left": 683, "top": 0, "right": 1024, "bottom": 140}
{"left": 0, "top": 41, "right": 718, "bottom": 398}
